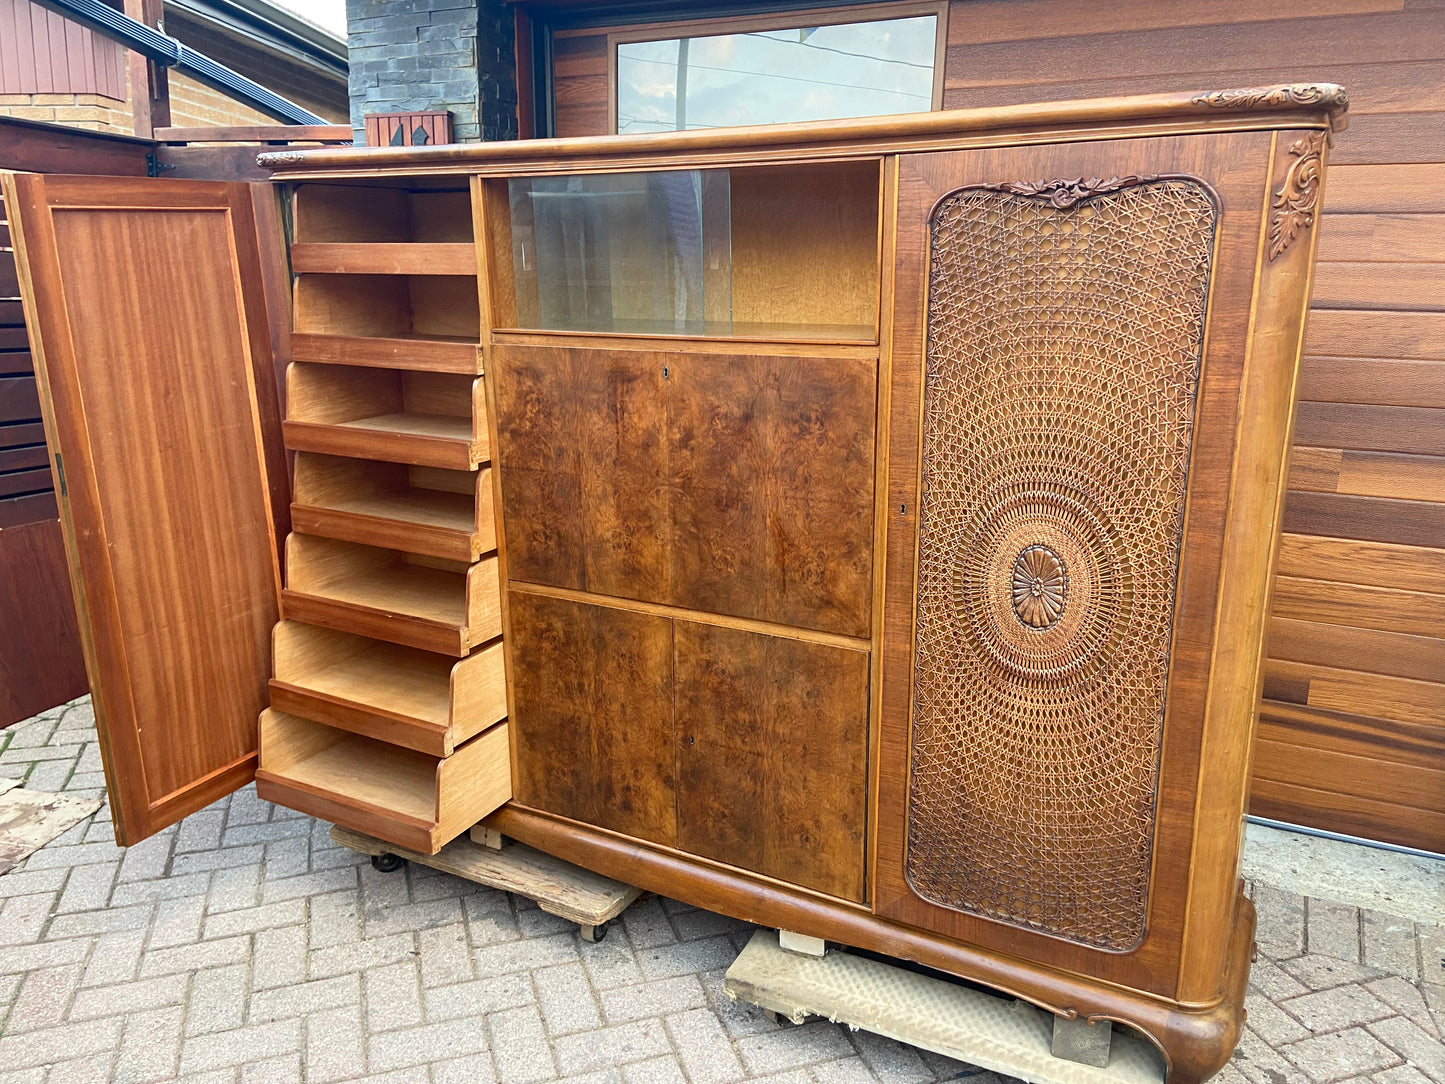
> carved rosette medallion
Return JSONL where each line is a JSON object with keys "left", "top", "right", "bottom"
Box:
{"left": 1011, "top": 545, "right": 1067, "bottom": 630}
{"left": 1268, "top": 133, "right": 1327, "bottom": 261}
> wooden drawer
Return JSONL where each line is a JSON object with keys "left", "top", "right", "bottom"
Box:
{"left": 283, "top": 364, "right": 488, "bottom": 470}
{"left": 281, "top": 534, "right": 501, "bottom": 656}
{"left": 269, "top": 622, "right": 506, "bottom": 757}
{"left": 291, "top": 452, "right": 495, "bottom": 562}
{"left": 256, "top": 708, "right": 510, "bottom": 854}
{"left": 292, "top": 274, "right": 481, "bottom": 374}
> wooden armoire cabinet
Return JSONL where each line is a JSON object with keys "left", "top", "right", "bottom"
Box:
{"left": 3, "top": 84, "right": 1347, "bottom": 1082}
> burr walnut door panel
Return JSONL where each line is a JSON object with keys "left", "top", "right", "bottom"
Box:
{"left": 492, "top": 344, "right": 876, "bottom": 638}
{"left": 507, "top": 589, "right": 677, "bottom": 846}
{"left": 876, "top": 131, "right": 1279, "bottom": 998}
{"left": 3, "top": 173, "right": 284, "bottom": 846}
{"left": 674, "top": 622, "right": 870, "bottom": 902}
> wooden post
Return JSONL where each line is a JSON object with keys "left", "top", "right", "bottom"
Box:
{"left": 123, "top": 0, "right": 170, "bottom": 139}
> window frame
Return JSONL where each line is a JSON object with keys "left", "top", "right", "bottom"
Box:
{"left": 583, "top": 2, "right": 950, "bottom": 136}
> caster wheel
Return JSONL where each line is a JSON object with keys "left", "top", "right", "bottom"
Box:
{"left": 579, "top": 921, "right": 609, "bottom": 943}
{"left": 371, "top": 853, "right": 406, "bottom": 873}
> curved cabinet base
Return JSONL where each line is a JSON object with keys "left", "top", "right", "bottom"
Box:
{"left": 488, "top": 804, "right": 1254, "bottom": 1083}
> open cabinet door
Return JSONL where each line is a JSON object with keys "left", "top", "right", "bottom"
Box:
{"left": 3, "top": 173, "right": 287, "bottom": 845}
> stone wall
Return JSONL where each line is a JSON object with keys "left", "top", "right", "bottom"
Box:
{"left": 346, "top": 0, "right": 515, "bottom": 144}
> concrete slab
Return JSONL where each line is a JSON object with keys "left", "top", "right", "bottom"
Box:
{"left": 1243, "top": 823, "right": 1445, "bottom": 925}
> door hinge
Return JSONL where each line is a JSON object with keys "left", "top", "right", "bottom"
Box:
{"left": 146, "top": 153, "right": 178, "bottom": 178}
{"left": 54, "top": 452, "right": 67, "bottom": 497}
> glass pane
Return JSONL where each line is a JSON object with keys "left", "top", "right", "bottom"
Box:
{"left": 616, "top": 15, "right": 936, "bottom": 134}
{"left": 508, "top": 170, "right": 732, "bottom": 335}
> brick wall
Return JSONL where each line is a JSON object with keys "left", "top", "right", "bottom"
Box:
{"left": 0, "top": 94, "right": 133, "bottom": 134}
{"left": 346, "top": 0, "right": 516, "bottom": 144}
{"left": 167, "top": 71, "right": 277, "bottom": 129}
{"left": 0, "top": 60, "right": 295, "bottom": 136}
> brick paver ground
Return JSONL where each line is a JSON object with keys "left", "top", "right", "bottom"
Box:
{"left": 0, "top": 696, "right": 1441, "bottom": 1084}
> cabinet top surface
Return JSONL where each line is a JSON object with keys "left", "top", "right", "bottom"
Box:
{"left": 260, "top": 83, "right": 1348, "bottom": 180}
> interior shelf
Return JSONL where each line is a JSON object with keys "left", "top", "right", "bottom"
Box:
{"left": 292, "top": 184, "right": 473, "bottom": 244}
{"left": 290, "top": 332, "right": 483, "bottom": 374}
{"left": 291, "top": 452, "right": 494, "bottom": 562}
{"left": 269, "top": 622, "right": 506, "bottom": 757}
{"left": 281, "top": 533, "right": 501, "bottom": 656}
{"left": 292, "top": 274, "right": 481, "bottom": 374}
{"left": 255, "top": 708, "right": 510, "bottom": 854}
{"left": 290, "top": 243, "right": 477, "bottom": 277}
{"left": 489, "top": 160, "right": 880, "bottom": 343}
{"left": 283, "top": 363, "right": 488, "bottom": 470}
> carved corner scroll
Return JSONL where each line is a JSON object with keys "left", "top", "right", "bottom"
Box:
{"left": 1268, "top": 133, "right": 1327, "bottom": 261}
{"left": 1191, "top": 84, "right": 1349, "bottom": 113}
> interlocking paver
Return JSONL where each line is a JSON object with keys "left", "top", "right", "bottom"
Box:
{"left": 304, "top": 1004, "right": 366, "bottom": 1084}
{"left": 488, "top": 1003, "right": 557, "bottom": 1084}
{"left": 1365, "top": 912, "right": 1423, "bottom": 981}
{"left": 536, "top": 961, "right": 605, "bottom": 1035}
{"left": 178, "top": 1019, "right": 303, "bottom": 1077}
{"left": 1368, "top": 1016, "right": 1445, "bottom": 1082}
{"left": 368, "top": 1016, "right": 490, "bottom": 1072}
{"left": 1285, "top": 984, "right": 1395, "bottom": 1033}
{"left": 1281, "top": 1027, "right": 1402, "bottom": 1082}
{"left": 424, "top": 972, "right": 534, "bottom": 1023}
{"left": 0, "top": 696, "right": 1441, "bottom": 1084}
{"left": 365, "top": 960, "right": 425, "bottom": 1032}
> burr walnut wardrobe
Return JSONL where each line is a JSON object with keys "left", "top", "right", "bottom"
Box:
{"left": 3, "top": 83, "right": 1347, "bottom": 1081}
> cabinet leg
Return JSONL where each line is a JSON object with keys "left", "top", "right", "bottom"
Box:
{"left": 778, "top": 929, "right": 826, "bottom": 957}
{"left": 470, "top": 825, "right": 504, "bottom": 851}
{"left": 1051, "top": 1014, "right": 1111, "bottom": 1067}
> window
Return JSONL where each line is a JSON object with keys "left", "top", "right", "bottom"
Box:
{"left": 614, "top": 7, "right": 943, "bottom": 134}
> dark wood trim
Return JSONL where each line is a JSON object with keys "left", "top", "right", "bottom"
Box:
{"left": 123, "top": 0, "right": 170, "bottom": 140}
{"left": 0, "top": 116, "right": 152, "bottom": 177}
{"left": 155, "top": 126, "right": 353, "bottom": 144}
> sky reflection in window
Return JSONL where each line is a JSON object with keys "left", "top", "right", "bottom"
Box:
{"left": 616, "top": 15, "right": 937, "bottom": 133}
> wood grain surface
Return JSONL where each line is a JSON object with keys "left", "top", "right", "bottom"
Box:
{"left": 674, "top": 622, "right": 869, "bottom": 902}
{"left": 3, "top": 174, "right": 283, "bottom": 844}
{"left": 493, "top": 345, "right": 876, "bottom": 637}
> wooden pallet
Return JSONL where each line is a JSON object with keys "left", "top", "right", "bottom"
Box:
{"left": 724, "top": 930, "right": 1166, "bottom": 1084}
{"left": 329, "top": 823, "right": 642, "bottom": 941}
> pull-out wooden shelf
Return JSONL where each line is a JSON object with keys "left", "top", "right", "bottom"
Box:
{"left": 256, "top": 709, "right": 510, "bottom": 854}
{"left": 281, "top": 534, "right": 501, "bottom": 656}
{"left": 284, "top": 364, "right": 487, "bottom": 470}
{"left": 290, "top": 243, "right": 477, "bottom": 277}
{"left": 290, "top": 333, "right": 483, "bottom": 374}
{"left": 269, "top": 622, "right": 506, "bottom": 757}
{"left": 292, "top": 273, "right": 481, "bottom": 374}
{"left": 291, "top": 452, "right": 494, "bottom": 562}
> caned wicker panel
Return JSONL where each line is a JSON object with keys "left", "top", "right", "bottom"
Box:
{"left": 907, "top": 178, "right": 1217, "bottom": 951}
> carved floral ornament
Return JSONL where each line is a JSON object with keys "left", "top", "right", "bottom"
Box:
{"left": 1190, "top": 84, "right": 1349, "bottom": 112}
{"left": 978, "top": 174, "right": 1162, "bottom": 210}
{"left": 1268, "top": 132, "right": 1327, "bottom": 261}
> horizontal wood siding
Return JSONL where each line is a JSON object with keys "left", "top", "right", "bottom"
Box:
{"left": 547, "top": 1, "right": 1444, "bottom": 851}
{"left": 0, "top": 0, "right": 126, "bottom": 100}
{"left": 0, "top": 190, "right": 85, "bottom": 727}
{"left": 939, "top": 0, "right": 1443, "bottom": 853}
